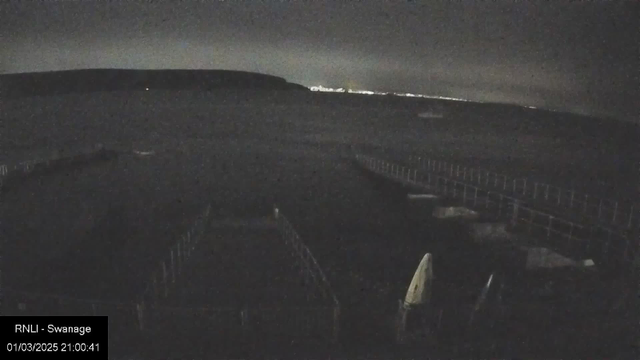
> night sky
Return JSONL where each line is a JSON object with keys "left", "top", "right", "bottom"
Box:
{"left": 1, "top": 1, "right": 638, "bottom": 122}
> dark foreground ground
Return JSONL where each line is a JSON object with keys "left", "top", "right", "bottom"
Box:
{"left": 3, "top": 92, "right": 637, "bottom": 358}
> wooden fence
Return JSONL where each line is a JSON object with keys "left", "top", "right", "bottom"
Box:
{"left": 355, "top": 154, "right": 636, "bottom": 271}
{"left": 407, "top": 155, "right": 638, "bottom": 233}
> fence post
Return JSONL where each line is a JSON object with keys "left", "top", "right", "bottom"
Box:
{"left": 528, "top": 210, "right": 535, "bottom": 235}
{"left": 333, "top": 305, "right": 341, "bottom": 343}
{"left": 568, "top": 223, "right": 574, "bottom": 244}
{"left": 583, "top": 195, "right": 589, "bottom": 214}
{"left": 474, "top": 187, "right": 478, "bottom": 207}
{"left": 598, "top": 200, "right": 603, "bottom": 220}
{"left": 453, "top": 181, "right": 457, "bottom": 198}
{"left": 569, "top": 190, "right": 575, "bottom": 209}
{"left": 498, "top": 194, "right": 504, "bottom": 217}
{"left": 522, "top": 179, "right": 527, "bottom": 195}
{"left": 152, "top": 273, "right": 159, "bottom": 300}
{"left": 545, "top": 185, "right": 550, "bottom": 200}
{"left": 456, "top": 165, "right": 460, "bottom": 178}
{"left": 547, "top": 216, "right": 553, "bottom": 239}
{"left": 511, "top": 200, "right": 519, "bottom": 227}
{"left": 177, "top": 242, "right": 182, "bottom": 275}
{"left": 162, "top": 262, "right": 168, "bottom": 297}
{"left": 241, "top": 306, "right": 249, "bottom": 336}
{"left": 170, "top": 250, "right": 176, "bottom": 284}
{"left": 512, "top": 179, "right": 516, "bottom": 194}
{"left": 136, "top": 301, "right": 145, "bottom": 331}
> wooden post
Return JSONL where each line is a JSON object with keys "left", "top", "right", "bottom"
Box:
{"left": 152, "top": 273, "right": 158, "bottom": 300}
{"left": 512, "top": 179, "right": 516, "bottom": 194}
{"left": 177, "top": 242, "right": 182, "bottom": 275}
{"left": 528, "top": 210, "right": 535, "bottom": 235}
{"left": 568, "top": 223, "right": 573, "bottom": 244}
{"left": 533, "top": 182, "right": 539, "bottom": 199}
{"left": 498, "top": 194, "right": 504, "bottom": 217}
{"left": 136, "top": 301, "right": 145, "bottom": 331}
{"left": 569, "top": 190, "right": 575, "bottom": 209}
{"left": 612, "top": 202, "right": 619, "bottom": 223}
{"left": 522, "top": 179, "right": 527, "bottom": 195}
{"left": 545, "top": 185, "right": 550, "bottom": 200}
{"left": 474, "top": 187, "right": 478, "bottom": 207}
{"left": 333, "top": 305, "right": 341, "bottom": 343}
{"left": 456, "top": 165, "right": 460, "bottom": 177}
{"left": 170, "top": 250, "right": 176, "bottom": 284}
{"left": 162, "top": 262, "right": 168, "bottom": 297}
{"left": 395, "top": 300, "right": 407, "bottom": 344}
{"left": 598, "top": 199, "right": 603, "bottom": 220}
{"left": 241, "top": 307, "right": 249, "bottom": 335}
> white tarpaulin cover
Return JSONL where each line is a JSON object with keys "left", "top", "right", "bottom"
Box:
{"left": 407, "top": 193, "right": 439, "bottom": 200}
{"left": 524, "top": 247, "right": 578, "bottom": 269}
{"left": 432, "top": 206, "right": 479, "bottom": 220}
{"left": 470, "top": 222, "right": 512, "bottom": 242}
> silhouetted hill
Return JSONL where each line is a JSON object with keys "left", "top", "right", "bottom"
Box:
{"left": 0, "top": 69, "right": 309, "bottom": 98}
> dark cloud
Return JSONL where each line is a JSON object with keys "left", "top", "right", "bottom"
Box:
{"left": 1, "top": 1, "right": 637, "bottom": 122}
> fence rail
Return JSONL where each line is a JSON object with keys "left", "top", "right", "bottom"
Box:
{"left": 355, "top": 154, "right": 636, "bottom": 270}
{"left": 139, "top": 203, "right": 212, "bottom": 305}
{"left": 407, "top": 156, "right": 639, "bottom": 233}
{"left": 274, "top": 207, "right": 340, "bottom": 307}
{"left": 0, "top": 144, "right": 115, "bottom": 190}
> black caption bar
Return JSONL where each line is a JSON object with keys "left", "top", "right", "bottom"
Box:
{"left": 0, "top": 316, "right": 107, "bottom": 359}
